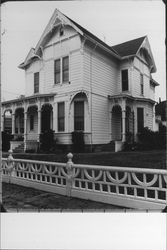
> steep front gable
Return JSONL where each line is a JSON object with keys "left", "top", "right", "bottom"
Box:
{"left": 19, "top": 9, "right": 121, "bottom": 70}
{"left": 112, "top": 36, "right": 156, "bottom": 73}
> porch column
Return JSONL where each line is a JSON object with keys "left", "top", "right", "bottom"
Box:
{"left": 37, "top": 109, "right": 41, "bottom": 140}
{"left": 122, "top": 110, "right": 126, "bottom": 142}
{"left": 110, "top": 111, "right": 112, "bottom": 141}
{"left": 12, "top": 113, "right": 15, "bottom": 135}
{"left": 1, "top": 114, "right": 4, "bottom": 132}
{"left": 24, "top": 111, "right": 27, "bottom": 151}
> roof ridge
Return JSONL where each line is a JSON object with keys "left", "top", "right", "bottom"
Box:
{"left": 63, "top": 12, "right": 119, "bottom": 56}
{"left": 111, "top": 36, "right": 146, "bottom": 48}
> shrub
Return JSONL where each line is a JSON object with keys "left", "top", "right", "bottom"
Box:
{"left": 2, "top": 132, "right": 13, "bottom": 151}
{"left": 137, "top": 126, "right": 166, "bottom": 150}
{"left": 39, "top": 129, "right": 55, "bottom": 152}
{"left": 72, "top": 131, "right": 85, "bottom": 153}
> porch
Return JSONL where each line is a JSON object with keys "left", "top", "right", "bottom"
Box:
{"left": 2, "top": 94, "right": 55, "bottom": 152}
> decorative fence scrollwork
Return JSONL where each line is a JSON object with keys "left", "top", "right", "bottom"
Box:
{"left": 2, "top": 151, "right": 167, "bottom": 210}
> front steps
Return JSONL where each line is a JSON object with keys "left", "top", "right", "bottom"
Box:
{"left": 13, "top": 142, "right": 24, "bottom": 153}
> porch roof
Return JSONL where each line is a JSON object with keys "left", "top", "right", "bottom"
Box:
{"left": 2, "top": 93, "right": 56, "bottom": 106}
{"left": 108, "top": 94, "right": 156, "bottom": 104}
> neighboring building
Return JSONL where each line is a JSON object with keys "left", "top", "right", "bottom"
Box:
{"left": 155, "top": 100, "right": 167, "bottom": 131}
{"left": 1, "top": 9, "right": 159, "bottom": 152}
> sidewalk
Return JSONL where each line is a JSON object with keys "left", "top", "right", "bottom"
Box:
{"left": 2, "top": 183, "right": 129, "bottom": 212}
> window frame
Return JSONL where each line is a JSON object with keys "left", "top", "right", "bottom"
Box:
{"left": 62, "top": 56, "right": 69, "bottom": 83}
{"left": 34, "top": 72, "right": 39, "bottom": 94}
{"left": 137, "top": 107, "right": 144, "bottom": 133}
{"left": 57, "top": 102, "right": 65, "bottom": 132}
{"left": 54, "top": 56, "right": 69, "bottom": 85}
{"left": 121, "top": 69, "right": 129, "bottom": 92}
{"left": 54, "top": 59, "right": 61, "bottom": 84}
{"left": 74, "top": 101, "right": 84, "bottom": 131}
{"left": 140, "top": 73, "right": 144, "bottom": 95}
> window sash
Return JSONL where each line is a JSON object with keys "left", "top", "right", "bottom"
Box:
{"left": 54, "top": 59, "right": 61, "bottom": 84}
{"left": 62, "top": 56, "right": 69, "bottom": 82}
{"left": 140, "top": 74, "right": 144, "bottom": 95}
{"left": 137, "top": 108, "right": 144, "bottom": 133}
{"left": 74, "top": 101, "right": 84, "bottom": 131}
{"left": 121, "top": 70, "right": 128, "bottom": 91}
{"left": 34, "top": 72, "right": 39, "bottom": 93}
{"left": 58, "top": 102, "right": 65, "bottom": 131}
{"left": 30, "top": 115, "right": 34, "bottom": 130}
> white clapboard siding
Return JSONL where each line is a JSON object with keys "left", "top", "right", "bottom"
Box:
{"left": 132, "top": 57, "right": 154, "bottom": 100}
{"left": 45, "top": 26, "right": 78, "bottom": 48}
{"left": 91, "top": 94, "right": 110, "bottom": 144}
{"left": 25, "top": 49, "right": 83, "bottom": 96}
{"left": 83, "top": 47, "right": 119, "bottom": 96}
{"left": 25, "top": 27, "right": 82, "bottom": 97}
{"left": 145, "top": 103, "right": 154, "bottom": 130}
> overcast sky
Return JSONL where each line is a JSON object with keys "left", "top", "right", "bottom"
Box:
{"left": 1, "top": 1, "right": 166, "bottom": 102}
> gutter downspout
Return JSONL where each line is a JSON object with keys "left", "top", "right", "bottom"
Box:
{"left": 90, "top": 42, "right": 98, "bottom": 152}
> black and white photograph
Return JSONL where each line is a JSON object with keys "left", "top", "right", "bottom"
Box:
{"left": 0, "top": 0, "right": 166, "bottom": 249}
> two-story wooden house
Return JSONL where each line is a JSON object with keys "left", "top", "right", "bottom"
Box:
{"left": 2, "top": 9, "right": 159, "bottom": 152}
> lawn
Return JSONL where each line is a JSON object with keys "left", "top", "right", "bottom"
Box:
{"left": 2, "top": 183, "right": 125, "bottom": 211}
{"left": 2, "top": 149, "right": 166, "bottom": 169}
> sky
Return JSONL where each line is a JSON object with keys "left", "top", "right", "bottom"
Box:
{"left": 1, "top": 213, "right": 166, "bottom": 249}
{"left": 1, "top": 1, "right": 166, "bottom": 102}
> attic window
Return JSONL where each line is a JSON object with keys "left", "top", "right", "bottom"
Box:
{"left": 59, "top": 26, "right": 64, "bottom": 36}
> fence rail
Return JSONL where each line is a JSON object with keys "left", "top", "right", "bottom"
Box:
{"left": 2, "top": 151, "right": 167, "bottom": 210}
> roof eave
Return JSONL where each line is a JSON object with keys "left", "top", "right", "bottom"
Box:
{"left": 84, "top": 34, "right": 121, "bottom": 60}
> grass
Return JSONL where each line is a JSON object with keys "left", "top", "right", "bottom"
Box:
{"left": 2, "top": 183, "right": 125, "bottom": 211}
{"left": 2, "top": 149, "right": 166, "bottom": 169}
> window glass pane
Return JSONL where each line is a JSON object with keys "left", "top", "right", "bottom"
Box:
{"left": 74, "top": 101, "right": 84, "bottom": 131}
{"left": 121, "top": 70, "right": 128, "bottom": 91}
{"left": 34, "top": 72, "right": 39, "bottom": 93}
{"left": 54, "top": 59, "right": 60, "bottom": 84}
{"left": 140, "top": 74, "right": 144, "bottom": 95}
{"left": 58, "top": 102, "right": 65, "bottom": 131}
{"left": 30, "top": 115, "right": 34, "bottom": 130}
{"left": 137, "top": 108, "right": 144, "bottom": 133}
{"left": 62, "top": 56, "right": 69, "bottom": 82}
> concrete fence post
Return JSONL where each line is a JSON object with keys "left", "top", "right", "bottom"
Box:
{"left": 66, "top": 152, "right": 74, "bottom": 197}
{"left": 7, "top": 149, "right": 15, "bottom": 182}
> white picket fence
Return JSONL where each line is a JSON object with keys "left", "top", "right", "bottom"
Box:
{"left": 2, "top": 152, "right": 167, "bottom": 210}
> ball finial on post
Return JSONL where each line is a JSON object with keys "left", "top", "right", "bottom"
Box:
{"left": 67, "top": 152, "right": 73, "bottom": 163}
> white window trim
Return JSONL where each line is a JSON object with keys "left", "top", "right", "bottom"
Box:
{"left": 54, "top": 55, "right": 70, "bottom": 85}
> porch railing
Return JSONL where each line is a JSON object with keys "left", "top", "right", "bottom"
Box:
{"left": 2, "top": 151, "right": 167, "bottom": 210}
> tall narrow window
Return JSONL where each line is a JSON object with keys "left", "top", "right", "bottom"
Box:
{"left": 140, "top": 74, "right": 144, "bottom": 95}
{"left": 34, "top": 72, "right": 39, "bottom": 93}
{"left": 137, "top": 108, "right": 144, "bottom": 133}
{"left": 121, "top": 69, "right": 129, "bottom": 91}
{"left": 58, "top": 102, "right": 65, "bottom": 132}
{"left": 74, "top": 101, "right": 84, "bottom": 131}
{"left": 62, "top": 56, "right": 69, "bottom": 83}
{"left": 54, "top": 59, "right": 61, "bottom": 84}
{"left": 30, "top": 115, "right": 34, "bottom": 130}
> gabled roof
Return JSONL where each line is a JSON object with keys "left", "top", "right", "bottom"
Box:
{"left": 111, "top": 36, "right": 146, "bottom": 57}
{"left": 18, "top": 9, "right": 156, "bottom": 73}
{"left": 65, "top": 14, "right": 119, "bottom": 56}
{"left": 18, "top": 9, "right": 120, "bottom": 69}
{"left": 112, "top": 36, "right": 156, "bottom": 73}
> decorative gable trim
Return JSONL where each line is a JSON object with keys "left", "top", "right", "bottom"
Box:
{"left": 136, "top": 36, "right": 156, "bottom": 73}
